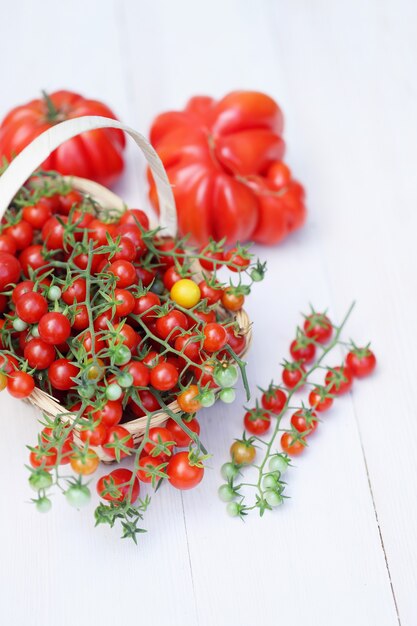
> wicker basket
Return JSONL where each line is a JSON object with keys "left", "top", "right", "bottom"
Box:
{"left": 0, "top": 116, "right": 252, "bottom": 462}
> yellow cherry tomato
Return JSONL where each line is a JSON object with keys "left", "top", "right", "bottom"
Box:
{"left": 85, "top": 358, "right": 105, "bottom": 382}
{"left": 230, "top": 440, "right": 256, "bottom": 465}
{"left": 0, "top": 372, "right": 7, "bottom": 391}
{"left": 70, "top": 449, "right": 99, "bottom": 475}
{"left": 170, "top": 279, "right": 201, "bottom": 309}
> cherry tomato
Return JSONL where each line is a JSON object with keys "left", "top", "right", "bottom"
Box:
{"left": 163, "top": 266, "right": 184, "bottom": 290}
{"left": 59, "top": 190, "right": 83, "bottom": 214}
{"left": 93, "top": 309, "right": 119, "bottom": 332}
{"left": 290, "top": 335, "right": 316, "bottom": 363}
{"left": 230, "top": 440, "right": 256, "bottom": 465}
{"left": 261, "top": 387, "right": 287, "bottom": 414}
{"left": 150, "top": 362, "right": 179, "bottom": 391}
{"left": 291, "top": 409, "right": 318, "bottom": 435}
{"left": 170, "top": 279, "right": 201, "bottom": 309}
{"left": 192, "top": 362, "right": 217, "bottom": 388}
{"left": 309, "top": 387, "right": 333, "bottom": 412}
{"left": 137, "top": 456, "right": 165, "bottom": 484}
{"left": 48, "top": 359, "right": 79, "bottom": 390}
{"left": 155, "top": 239, "right": 185, "bottom": 268}
{"left": 104, "top": 426, "right": 134, "bottom": 460}
{"left": 282, "top": 361, "right": 306, "bottom": 389}
{"left": 167, "top": 451, "right": 204, "bottom": 490}
{"left": 156, "top": 310, "right": 188, "bottom": 341}
{"left": 72, "top": 305, "right": 90, "bottom": 331}
{"left": 177, "top": 385, "right": 202, "bottom": 413}
{"left": 198, "top": 280, "right": 223, "bottom": 305}
{"left": 244, "top": 409, "right": 271, "bottom": 435}
{"left": 39, "top": 312, "right": 71, "bottom": 344}
{"left": 120, "top": 361, "right": 148, "bottom": 388}
{"left": 85, "top": 401, "right": 123, "bottom": 427}
{"left": 29, "top": 446, "right": 57, "bottom": 469}
{"left": 79, "top": 421, "right": 108, "bottom": 446}
{"left": 0, "top": 252, "right": 21, "bottom": 290}
{"left": 135, "top": 266, "right": 156, "bottom": 287}
{"left": 24, "top": 338, "right": 55, "bottom": 369}
{"left": 97, "top": 468, "right": 140, "bottom": 502}
{"left": 165, "top": 417, "right": 200, "bottom": 447}
{"left": 7, "top": 371, "right": 35, "bottom": 398}
{"left": 15, "top": 291, "right": 48, "bottom": 324}
{"left": 70, "top": 449, "right": 99, "bottom": 475}
{"left": 0, "top": 353, "right": 19, "bottom": 374}
{"left": 304, "top": 312, "right": 332, "bottom": 344}
{"left": 325, "top": 366, "right": 353, "bottom": 395}
{"left": 133, "top": 292, "right": 160, "bottom": 321}
{"left": 346, "top": 347, "right": 376, "bottom": 378}
{"left": 120, "top": 208, "right": 149, "bottom": 230}
{"left": 281, "top": 432, "right": 306, "bottom": 456}
{"left": 143, "top": 427, "right": 175, "bottom": 458}
{"left": 116, "top": 224, "right": 147, "bottom": 258}
{"left": 5, "top": 220, "right": 33, "bottom": 250}
{"left": 0, "top": 233, "right": 17, "bottom": 254}
{"left": 11, "top": 280, "right": 34, "bottom": 304}
{"left": 199, "top": 248, "right": 224, "bottom": 271}
{"left": 108, "top": 260, "right": 137, "bottom": 288}
{"left": 129, "top": 389, "right": 160, "bottom": 417}
{"left": 22, "top": 200, "right": 52, "bottom": 228}
{"left": 62, "top": 278, "right": 86, "bottom": 304}
{"left": 113, "top": 288, "right": 135, "bottom": 317}
{"left": 203, "top": 323, "right": 228, "bottom": 352}
{"left": 221, "top": 290, "right": 244, "bottom": 311}
{"left": 224, "top": 249, "right": 250, "bottom": 272}
{"left": 41, "top": 216, "right": 68, "bottom": 250}
{"left": 112, "top": 236, "right": 136, "bottom": 262}
{"left": 113, "top": 323, "right": 141, "bottom": 351}
{"left": 174, "top": 333, "right": 201, "bottom": 362}
{"left": 87, "top": 219, "right": 115, "bottom": 245}
{"left": 19, "top": 245, "right": 49, "bottom": 276}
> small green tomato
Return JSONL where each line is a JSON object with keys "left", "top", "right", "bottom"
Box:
{"left": 226, "top": 501, "right": 240, "bottom": 517}
{"left": 78, "top": 384, "right": 96, "bottom": 400}
{"left": 219, "top": 387, "right": 236, "bottom": 404}
{"left": 200, "top": 390, "right": 216, "bottom": 408}
{"left": 47, "top": 286, "right": 62, "bottom": 301}
{"left": 117, "top": 372, "right": 134, "bottom": 388}
{"left": 106, "top": 383, "right": 123, "bottom": 401}
{"left": 13, "top": 318, "right": 28, "bottom": 331}
{"left": 218, "top": 484, "right": 237, "bottom": 502}
{"left": 268, "top": 453, "right": 290, "bottom": 475}
{"left": 214, "top": 364, "right": 238, "bottom": 388}
{"left": 35, "top": 496, "right": 52, "bottom": 513}
{"left": 264, "top": 490, "right": 284, "bottom": 508}
{"left": 113, "top": 345, "right": 131, "bottom": 366}
{"left": 220, "top": 462, "right": 239, "bottom": 481}
{"left": 65, "top": 484, "right": 91, "bottom": 508}
{"left": 250, "top": 269, "right": 263, "bottom": 282}
{"left": 29, "top": 470, "right": 53, "bottom": 491}
{"left": 31, "top": 324, "right": 40, "bottom": 338}
{"left": 262, "top": 474, "right": 280, "bottom": 490}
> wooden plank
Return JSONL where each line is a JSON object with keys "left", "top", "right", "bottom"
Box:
{"left": 265, "top": 1, "right": 417, "bottom": 624}
{"left": 121, "top": 0, "right": 402, "bottom": 624}
{"left": 0, "top": 2, "right": 196, "bottom": 626}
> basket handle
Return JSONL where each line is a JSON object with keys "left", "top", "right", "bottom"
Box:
{"left": 0, "top": 115, "right": 177, "bottom": 236}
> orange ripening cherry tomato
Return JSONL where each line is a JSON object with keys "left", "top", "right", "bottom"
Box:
{"left": 281, "top": 432, "right": 306, "bottom": 456}
{"left": 70, "top": 449, "right": 100, "bottom": 475}
{"left": 177, "top": 385, "right": 202, "bottom": 413}
{"left": 221, "top": 289, "right": 244, "bottom": 311}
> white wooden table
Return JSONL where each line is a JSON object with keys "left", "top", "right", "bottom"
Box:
{"left": 0, "top": 1, "right": 416, "bottom": 624}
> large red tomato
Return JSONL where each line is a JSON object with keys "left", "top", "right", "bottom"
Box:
{"left": 148, "top": 91, "right": 306, "bottom": 245}
{"left": 0, "top": 90, "right": 125, "bottom": 186}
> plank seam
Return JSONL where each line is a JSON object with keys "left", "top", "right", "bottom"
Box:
{"left": 180, "top": 494, "right": 200, "bottom": 625}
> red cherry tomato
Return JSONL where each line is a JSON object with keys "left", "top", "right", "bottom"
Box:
{"left": 282, "top": 361, "right": 306, "bottom": 389}
{"left": 165, "top": 417, "right": 200, "bottom": 448}
{"left": 203, "top": 323, "right": 228, "bottom": 352}
{"left": 346, "top": 347, "right": 376, "bottom": 378}
{"left": 120, "top": 208, "right": 149, "bottom": 230}
{"left": 97, "top": 468, "right": 140, "bottom": 503}
{"left": 261, "top": 387, "right": 287, "bottom": 414}
{"left": 4, "top": 220, "right": 33, "bottom": 250}
{"left": 108, "top": 260, "right": 137, "bottom": 288}
{"left": 325, "top": 366, "right": 353, "bottom": 395}
{"left": 7, "top": 371, "right": 35, "bottom": 398}
{"left": 24, "top": 338, "right": 55, "bottom": 369}
{"left": 244, "top": 409, "right": 271, "bottom": 435}
{"left": 104, "top": 426, "right": 134, "bottom": 460}
{"left": 15, "top": 291, "right": 48, "bottom": 324}
{"left": 0, "top": 252, "right": 21, "bottom": 290}
{"left": 309, "top": 387, "right": 333, "bottom": 412}
{"left": 48, "top": 359, "right": 79, "bottom": 390}
{"left": 167, "top": 451, "right": 204, "bottom": 490}
{"left": 156, "top": 310, "right": 188, "bottom": 341}
{"left": 304, "top": 312, "right": 332, "bottom": 344}
{"left": 291, "top": 409, "right": 318, "bottom": 436}
{"left": 39, "top": 312, "right": 71, "bottom": 344}
{"left": 290, "top": 335, "right": 316, "bottom": 363}
{"left": 150, "top": 362, "right": 179, "bottom": 391}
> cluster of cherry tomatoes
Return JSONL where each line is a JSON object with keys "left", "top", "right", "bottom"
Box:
{"left": 0, "top": 172, "right": 262, "bottom": 525}
{"left": 219, "top": 308, "right": 376, "bottom": 516}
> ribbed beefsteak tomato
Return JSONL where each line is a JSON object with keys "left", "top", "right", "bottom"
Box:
{"left": 0, "top": 90, "right": 125, "bottom": 186}
{"left": 148, "top": 91, "right": 306, "bottom": 245}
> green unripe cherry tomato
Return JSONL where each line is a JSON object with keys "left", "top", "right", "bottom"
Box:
{"left": 106, "top": 383, "right": 123, "bottom": 400}
{"left": 262, "top": 474, "right": 280, "bottom": 490}
{"left": 200, "top": 390, "right": 216, "bottom": 408}
{"left": 264, "top": 490, "right": 284, "bottom": 508}
{"left": 218, "top": 484, "right": 237, "bottom": 502}
{"left": 268, "top": 454, "right": 290, "bottom": 475}
{"left": 29, "top": 470, "right": 53, "bottom": 491}
{"left": 250, "top": 269, "right": 263, "bottom": 282}
{"left": 117, "top": 372, "right": 134, "bottom": 388}
{"left": 113, "top": 345, "right": 131, "bottom": 366}
{"left": 35, "top": 496, "right": 52, "bottom": 513}
{"left": 47, "top": 286, "right": 62, "bottom": 301}
{"left": 13, "top": 318, "right": 28, "bottom": 331}
{"left": 78, "top": 384, "right": 96, "bottom": 400}
{"left": 226, "top": 501, "right": 240, "bottom": 517}
{"left": 214, "top": 364, "right": 238, "bottom": 388}
{"left": 220, "top": 462, "right": 239, "bottom": 481}
{"left": 219, "top": 387, "right": 236, "bottom": 404}
{"left": 65, "top": 485, "right": 91, "bottom": 508}
{"left": 31, "top": 324, "right": 40, "bottom": 338}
